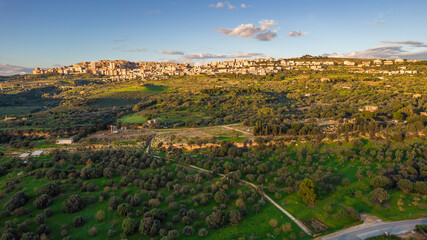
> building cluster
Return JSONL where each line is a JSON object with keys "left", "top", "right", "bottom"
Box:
{"left": 32, "top": 58, "right": 420, "bottom": 79}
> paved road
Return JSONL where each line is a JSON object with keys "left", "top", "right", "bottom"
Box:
{"left": 318, "top": 218, "right": 427, "bottom": 240}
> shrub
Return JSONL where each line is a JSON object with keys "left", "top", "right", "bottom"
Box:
{"left": 182, "top": 226, "right": 194, "bottom": 236}
{"left": 37, "top": 224, "right": 50, "bottom": 235}
{"left": 72, "top": 216, "right": 85, "bottom": 227}
{"left": 371, "top": 188, "right": 390, "bottom": 204}
{"left": 34, "top": 194, "right": 53, "bottom": 209}
{"left": 37, "top": 183, "right": 60, "bottom": 197}
{"left": 88, "top": 227, "right": 98, "bottom": 237}
{"left": 214, "top": 191, "right": 228, "bottom": 204}
{"left": 269, "top": 219, "right": 278, "bottom": 228}
{"left": 34, "top": 213, "right": 45, "bottom": 224}
{"left": 148, "top": 198, "right": 161, "bottom": 207}
{"left": 95, "top": 210, "right": 105, "bottom": 222}
{"left": 168, "top": 229, "right": 179, "bottom": 239}
{"left": 62, "top": 194, "right": 85, "bottom": 213}
{"left": 397, "top": 179, "right": 413, "bottom": 193}
{"left": 229, "top": 210, "right": 242, "bottom": 224}
{"left": 108, "top": 196, "right": 119, "bottom": 210}
{"left": 107, "top": 229, "right": 116, "bottom": 237}
{"left": 4, "top": 192, "right": 29, "bottom": 211}
{"left": 117, "top": 203, "right": 132, "bottom": 217}
{"left": 122, "top": 218, "right": 138, "bottom": 235}
{"left": 414, "top": 181, "right": 427, "bottom": 194}
{"left": 370, "top": 176, "right": 390, "bottom": 189}
{"left": 139, "top": 217, "right": 161, "bottom": 237}
{"left": 44, "top": 208, "right": 53, "bottom": 218}
{"left": 298, "top": 179, "right": 316, "bottom": 206}
{"left": 198, "top": 228, "right": 208, "bottom": 237}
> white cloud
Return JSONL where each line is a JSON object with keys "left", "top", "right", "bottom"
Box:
{"left": 287, "top": 31, "right": 308, "bottom": 37}
{"left": 183, "top": 53, "right": 228, "bottom": 60}
{"left": 216, "top": 20, "right": 277, "bottom": 41}
{"left": 124, "top": 48, "right": 147, "bottom": 52}
{"left": 227, "top": 52, "right": 265, "bottom": 58}
{"left": 0, "top": 64, "right": 33, "bottom": 76}
{"left": 380, "top": 40, "right": 427, "bottom": 48}
{"left": 157, "top": 50, "right": 184, "bottom": 55}
{"left": 181, "top": 51, "right": 264, "bottom": 61}
{"left": 325, "top": 44, "right": 427, "bottom": 60}
{"left": 255, "top": 31, "right": 277, "bottom": 41}
{"left": 209, "top": 1, "right": 235, "bottom": 9}
{"left": 240, "top": 4, "right": 247, "bottom": 8}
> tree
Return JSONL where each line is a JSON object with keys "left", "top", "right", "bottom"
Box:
{"left": 88, "top": 227, "right": 98, "bottom": 237}
{"left": 117, "top": 203, "right": 132, "bottom": 217}
{"left": 182, "top": 226, "right": 195, "bottom": 236}
{"left": 269, "top": 219, "right": 278, "bottom": 228}
{"left": 214, "top": 191, "right": 228, "bottom": 205}
{"left": 182, "top": 216, "right": 192, "bottom": 225}
{"left": 235, "top": 198, "right": 246, "bottom": 210}
{"left": 414, "top": 181, "right": 427, "bottom": 194}
{"left": 371, "top": 188, "right": 390, "bottom": 204}
{"left": 168, "top": 229, "right": 180, "bottom": 239}
{"left": 4, "top": 191, "right": 29, "bottom": 211}
{"left": 95, "top": 210, "right": 105, "bottom": 222}
{"left": 122, "top": 218, "right": 138, "bottom": 235}
{"left": 108, "top": 196, "right": 119, "bottom": 210}
{"left": 34, "top": 213, "right": 45, "bottom": 224}
{"left": 62, "top": 194, "right": 85, "bottom": 213}
{"left": 72, "top": 216, "right": 85, "bottom": 227}
{"left": 393, "top": 111, "right": 404, "bottom": 121}
{"left": 33, "top": 194, "right": 52, "bottom": 209}
{"left": 198, "top": 228, "right": 208, "bottom": 237}
{"left": 205, "top": 211, "right": 228, "bottom": 229}
{"left": 397, "top": 179, "right": 413, "bottom": 193}
{"left": 342, "top": 178, "right": 351, "bottom": 186}
{"left": 148, "top": 198, "right": 160, "bottom": 207}
{"left": 298, "top": 179, "right": 316, "bottom": 206}
{"left": 139, "top": 217, "right": 161, "bottom": 237}
{"left": 282, "top": 222, "right": 292, "bottom": 233}
{"left": 352, "top": 139, "right": 364, "bottom": 148}
{"left": 229, "top": 210, "right": 242, "bottom": 224}
{"left": 37, "top": 183, "right": 60, "bottom": 197}
{"left": 370, "top": 176, "right": 390, "bottom": 189}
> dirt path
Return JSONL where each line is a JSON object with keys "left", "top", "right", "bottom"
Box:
{"left": 221, "top": 124, "right": 252, "bottom": 136}
{"left": 156, "top": 154, "right": 313, "bottom": 236}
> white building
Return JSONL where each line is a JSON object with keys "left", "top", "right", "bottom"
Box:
{"left": 56, "top": 138, "right": 74, "bottom": 145}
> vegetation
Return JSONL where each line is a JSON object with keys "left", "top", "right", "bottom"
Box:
{"left": 0, "top": 57, "right": 426, "bottom": 239}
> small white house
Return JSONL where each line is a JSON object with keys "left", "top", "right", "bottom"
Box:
{"left": 19, "top": 153, "right": 30, "bottom": 158}
{"left": 31, "top": 150, "right": 44, "bottom": 156}
{"left": 56, "top": 138, "right": 74, "bottom": 145}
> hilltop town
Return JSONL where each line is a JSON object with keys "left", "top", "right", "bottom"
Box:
{"left": 32, "top": 57, "right": 421, "bottom": 80}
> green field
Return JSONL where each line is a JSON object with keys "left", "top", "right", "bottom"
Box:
{"left": 111, "top": 85, "right": 167, "bottom": 94}
{"left": 120, "top": 114, "right": 147, "bottom": 123}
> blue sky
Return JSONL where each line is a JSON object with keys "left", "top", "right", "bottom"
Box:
{"left": 1, "top": 0, "right": 427, "bottom": 74}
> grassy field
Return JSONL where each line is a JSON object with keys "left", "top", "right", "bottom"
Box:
{"left": 120, "top": 114, "right": 147, "bottom": 124}
{"left": 110, "top": 84, "right": 167, "bottom": 94}
{"left": 204, "top": 201, "right": 310, "bottom": 240}
{"left": 0, "top": 153, "right": 308, "bottom": 240}
{"left": 0, "top": 106, "right": 44, "bottom": 116}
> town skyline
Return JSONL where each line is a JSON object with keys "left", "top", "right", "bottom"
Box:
{"left": 1, "top": 0, "right": 427, "bottom": 75}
